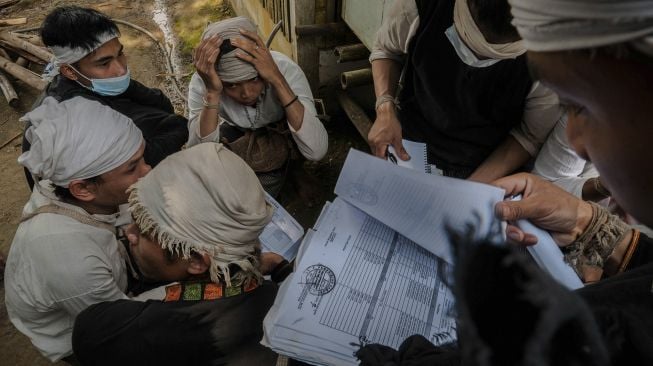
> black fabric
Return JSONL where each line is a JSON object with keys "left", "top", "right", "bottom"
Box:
{"left": 72, "top": 281, "right": 279, "bottom": 366}
{"left": 21, "top": 75, "right": 188, "bottom": 189}
{"left": 398, "top": 0, "right": 533, "bottom": 177}
{"left": 357, "top": 335, "right": 460, "bottom": 366}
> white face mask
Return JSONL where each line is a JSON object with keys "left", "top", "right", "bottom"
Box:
{"left": 444, "top": 25, "right": 501, "bottom": 68}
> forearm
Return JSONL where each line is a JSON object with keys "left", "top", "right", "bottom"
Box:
{"left": 372, "top": 58, "right": 402, "bottom": 99}
{"left": 270, "top": 76, "right": 304, "bottom": 131}
{"left": 198, "top": 91, "right": 221, "bottom": 138}
{"left": 468, "top": 135, "right": 531, "bottom": 183}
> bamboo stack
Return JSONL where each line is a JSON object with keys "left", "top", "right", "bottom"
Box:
{"left": 0, "top": 30, "right": 52, "bottom": 107}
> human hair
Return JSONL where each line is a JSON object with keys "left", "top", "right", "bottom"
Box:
{"left": 52, "top": 176, "right": 103, "bottom": 201}
{"left": 40, "top": 6, "right": 120, "bottom": 51}
{"left": 468, "top": 0, "right": 520, "bottom": 43}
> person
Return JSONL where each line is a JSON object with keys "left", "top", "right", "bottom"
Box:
{"left": 71, "top": 143, "right": 293, "bottom": 365}
{"left": 22, "top": 5, "right": 187, "bottom": 189}
{"left": 4, "top": 97, "right": 151, "bottom": 362}
{"left": 359, "top": 0, "right": 653, "bottom": 364}
{"left": 531, "top": 116, "right": 606, "bottom": 201}
{"left": 368, "top": 0, "right": 560, "bottom": 181}
{"left": 187, "top": 17, "right": 328, "bottom": 196}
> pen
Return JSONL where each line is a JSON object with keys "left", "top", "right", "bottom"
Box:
{"left": 385, "top": 147, "right": 398, "bottom": 165}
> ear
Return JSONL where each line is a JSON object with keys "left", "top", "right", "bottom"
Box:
{"left": 59, "top": 64, "right": 79, "bottom": 81}
{"left": 67, "top": 179, "right": 98, "bottom": 202}
{"left": 187, "top": 252, "right": 211, "bottom": 275}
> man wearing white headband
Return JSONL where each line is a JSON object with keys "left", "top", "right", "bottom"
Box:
{"left": 361, "top": 1, "right": 653, "bottom": 364}
{"left": 71, "top": 143, "right": 291, "bottom": 365}
{"left": 187, "top": 17, "right": 328, "bottom": 197}
{"left": 22, "top": 6, "right": 187, "bottom": 189}
{"left": 4, "top": 96, "right": 150, "bottom": 362}
{"left": 368, "top": 0, "right": 561, "bottom": 181}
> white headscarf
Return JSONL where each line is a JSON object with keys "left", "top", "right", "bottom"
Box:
{"left": 509, "top": 0, "right": 653, "bottom": 53}
{"left": 454, "top": 0, "right": 526, "bottom": 59}
{"left": 128, "top": 143, "right": 274, "bottom": 287}
{"left": 43, "top": 30, "right": 119, "bottom": 80}
{"left": 19, "top": 96, "right": 143, "bottom": 187}
{"left": 201, "top": 16, "right": 259, "bottom": 83}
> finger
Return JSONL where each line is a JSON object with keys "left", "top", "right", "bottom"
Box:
{"left": 207, "top": 39, "right": 223, "bottom": 64}
{"left": 495, "top": 200, "right": 536, "bottom": 222}
{"left": 372, "top": 142, "right": 388, "bottom": 158}
{"left": 505, "top": 225, "right": 538, "bottom": 246}
{"left": 393, "top": 139, "right": 410, "bottom": 161}
{"left": 231, "top": 37, "right": 258, "bottom": 56}
{"left": 235, "top": 50, "right": 255, "bottom": 64}
{"left": 239, "top": 28, "right": 265, "bottom": 48}
{"left": 492, "top": 173, "right": 532, "bottom": 197}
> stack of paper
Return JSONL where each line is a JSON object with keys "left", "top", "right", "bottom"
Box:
{"left": 260, "top": 193, "right": 304, "bottom": 260}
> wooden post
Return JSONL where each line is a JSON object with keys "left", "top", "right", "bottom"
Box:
{"left": 0, "top": 17, "right": 27, "bottom": 26}
{"left": 291, "top": 0, "right": 319, "bottom": 90}
{"left": 0, "top": 32, "right": 52, "bottom": 62}
{"left": 0, "top": 55, "right": 48, "bottom": 90}
{"left": 0, "top": 69, "right": 18, "bottom": 107}
{"left": 0, "top": 0, "right": 20, "bottom": 9}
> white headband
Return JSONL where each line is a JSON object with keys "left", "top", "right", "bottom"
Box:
{"left": 43, "top": 30, "right": 119, "bottom": 80}
{"left": 509, "top": 0, "right": 653, "bottom": 52}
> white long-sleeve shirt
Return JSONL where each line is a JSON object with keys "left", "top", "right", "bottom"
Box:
{"left": 187, "top": 51, "right": 328, "bottom": 161}
{"left": 4, "top": 184, "right": 128, "bottom": 361}
{"left": 369, "top": 0, "right": 561, "bottom": 157}
{"left": 532, "top": 117, "right": 597, "bottom": 198}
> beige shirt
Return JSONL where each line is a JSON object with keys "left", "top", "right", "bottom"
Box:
{"left": 187, "top": 51, "right": 328, "bottom": 161}
{"left": 4, "top": 183, "right": 128, "bottom": 362}
{"left": 369, "top": 0, "right": 561, "bottom": 156}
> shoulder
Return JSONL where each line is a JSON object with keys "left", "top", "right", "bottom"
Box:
{"left": 271, "top": 51, "right": 301, "bottom": 73}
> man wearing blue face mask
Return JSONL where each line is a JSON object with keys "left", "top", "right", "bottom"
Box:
{"left": 21, "top": 6, "right": 188, "bottom": 189}
{"left": 368, "top": 0, "right": 561, "bottom": 182}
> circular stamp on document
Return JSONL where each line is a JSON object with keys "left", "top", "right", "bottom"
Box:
{"left": 303, "top": 264, "right": 336, "bottom": 296}
{"left": 345, "top": 183, "right": 378, "bottom": 205}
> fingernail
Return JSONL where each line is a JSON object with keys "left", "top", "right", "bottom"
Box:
{"left": 508, "top": 231, "right": 521, "bottom": 241}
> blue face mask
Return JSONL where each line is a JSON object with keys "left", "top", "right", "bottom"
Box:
{"left": 69, "top": 65, "right": 131, "bottom": 96}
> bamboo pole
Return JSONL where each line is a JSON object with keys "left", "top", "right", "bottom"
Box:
{"left": 15, "top": 56, "right": 27, "bottom": 67}
{"left": 334, "top": 44, "right": 370, "bottom": 63}
{"left": 13, "top": 33, "right": 44, "bottom": 47}
{"left": 0, "top": 32, "right": 52, "bottom": 62}
{"left": 0, "top": 46, "right": 10, "bottom": 60}
{"left": 0, "top": 69, "right": 18, "bottom": 107}
{"left": 340, "top": 68, "right": 373, "bottom": 90}
{"left": 0, "top": 42, "right": 45, "bottom": 64}
{"left": 0, "top": 55, "right": 47, "bottom": 90}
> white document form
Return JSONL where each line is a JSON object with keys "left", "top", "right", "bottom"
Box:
{"left": 335, "top": 149, "right": 506, "bottom": 263}
{"left": 387, "top": 139, "right": 430, "bottom": 173}
{"left": 259, "top": 193, "right": 305, "bottom": 260}
{"left": 263, "top": 198, "right": 456, "bottom": 365}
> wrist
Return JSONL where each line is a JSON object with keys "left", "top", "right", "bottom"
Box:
{"left": 204, "top": 90, "right": 221, "bottom": 102}
{"left": 574, "top": 201, "right": 594, "bottom": 240}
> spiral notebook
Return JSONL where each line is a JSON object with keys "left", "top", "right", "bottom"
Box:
{"left": 387, "top": 139, "right": 431, "bottom": 173}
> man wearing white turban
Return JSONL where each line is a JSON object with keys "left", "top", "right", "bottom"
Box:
{"left": 367, "top": 0, "right": 561, "bottom": 181}
{"left": 21, "top": 5, "right": 187, "bottom": 190}
{"left": 4, "top": 96, "right": 150, "bottom": 362}
{"left": 187, "top": 16, "right": 328, "bottom": 197}
{"left": 358, "top": 0, "right": 653, "bottom": 365}
{"left": 71, "top": 143, "right": 292, "bottom": 365}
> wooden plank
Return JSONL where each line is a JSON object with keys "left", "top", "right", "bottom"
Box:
{"left": 0, "top": 55, "right": 48, "bottom": 90}
{"left": 0, "top": 17, "right": 27, "bottom": 26}
{"left": 291, "top": 0, "right": 318, "bottom": 89}
{"left": 0, "top": 0, "right": 20, "bottom": 9}
{"left": 0, "top": 69, "right": 18, "bottom": 107}
{"left": 0, "top": 32, "right": 52, "bottom": 62}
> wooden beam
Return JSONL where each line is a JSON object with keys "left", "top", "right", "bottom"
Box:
{"left": 334, "top": 43, "right": 370, "bottom": 63}
{"left": 0, "top": 69, "right": 18, "bottom": 107}
{"left": 337, "top": 91, "right": 372, "bottom": 142}
{"left": 340, "top": 68, "right": 372, "bottom": 90}
{"left": 291, "top": 0, "right": 318, "bottom": 90}
{"left": 0, "top": 17, "right": 27, "bottom": 26}
{"left": 0, "top": 0, "right": 19, "bottom": 9}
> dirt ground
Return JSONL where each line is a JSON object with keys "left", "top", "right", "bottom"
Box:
{"left": 0, "top": 0, "right": 366, "bottom": 364}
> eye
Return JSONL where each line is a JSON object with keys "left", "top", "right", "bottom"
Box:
{"left": 224, "top": 82, "right": 236, "bottom": 89}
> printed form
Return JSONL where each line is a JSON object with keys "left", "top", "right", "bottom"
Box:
{"left": 263, "top": 198, "right": 456, "bottom": 365}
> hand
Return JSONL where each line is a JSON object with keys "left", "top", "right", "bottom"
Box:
{"left": 367, "top": 104, "right": 410, "bottom": 160}
{"left": 492, "top": 173, "right": 593, "bottom": 247}
{"left": 123, "top": 223, "right": 140, "bottom": 246}
{"left": 231, "top": 29, "right": 283, "bottom": 84}
{"left": 193, "top": 35, "right": 223, "bottom": 93}
{"left": 259, "top": 252, "right": 285, "bottom": 275}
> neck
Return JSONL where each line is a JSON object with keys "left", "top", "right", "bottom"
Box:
{"left": 61, "top": 197, "right": 118, "bottom": 215}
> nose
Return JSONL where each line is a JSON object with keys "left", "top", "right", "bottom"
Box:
{"left": 241, "top": 81, "right": 257, "bottom": 100}
{"left": 111, "top": 59, "right": 128, "bottom": 78}
{"left": 142, "top": 163, "right": 152, "bottom": 175}
{"left": 565, "top": 112, "right": 589, "bottom": 161}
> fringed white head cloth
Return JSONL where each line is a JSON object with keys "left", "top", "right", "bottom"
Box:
{"left": 44, "top": 30, "right": 119, "bottom": 80}
{"left": 128, "top": 143, "right": 274, "bottom": 287}
{"left": 201, "top": 16, "right": 259, "bottom": 83}
{"left": 454, "top": 0, "right": 526, "bottom": 59}
{"left": 19, "top": 96, "right": 143, "bottom": 187}
{"left": 509, "top": 0, "right": 653, "bottom": 54}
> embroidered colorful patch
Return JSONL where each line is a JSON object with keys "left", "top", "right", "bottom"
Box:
{"left": 203, "top": 283, "right": 223, "bottom": 300}
{"left": 164, "top": 284, "right": 182, "bottom": 302}
{"left": 183, "top": 283, "right": 202, "bottom": 301}
{"left": 225, "top": 286, "right": 242, "bottom": 297}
